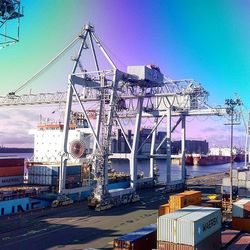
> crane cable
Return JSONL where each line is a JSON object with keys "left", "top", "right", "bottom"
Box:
{"left": 9, "top": 36, "right": 80, "bottom": 95}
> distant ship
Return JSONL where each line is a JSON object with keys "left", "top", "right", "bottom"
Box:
{"left": 192, "top": 154, "right": 231, "bottom": 166}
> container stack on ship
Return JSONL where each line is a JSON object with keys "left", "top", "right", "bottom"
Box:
{"left": 0, "top": 157, "right": 24, "bottom": 187}
{"left": 27, "top": 112, "right": 92, "bottom": 193}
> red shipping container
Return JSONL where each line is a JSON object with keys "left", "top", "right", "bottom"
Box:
{"left": 232, "top": 217, "right": 250, "bottom": 232}
{"left": 0, "top": 158, "right": 24, "bottom": 167}
{"left": 157, "top": 230, "right": 221, "bottom": 250}
{"left": 225, "top": 233, "right": 250, "bottom": 250}
{"left": 243, "top": 201, "right": 250, "bottom": 218}
{"left": 221, "top": 230, "right": 241, "bottom": 248}
{"left": 0, "top": 166, "right": 24, "bottom": 177}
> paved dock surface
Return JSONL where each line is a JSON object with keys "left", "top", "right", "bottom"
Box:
{"left": 0, "top": 188, "right": 168, "bottom": 250}
{"left": 187, "top": 171, "right": 227, "bottom": 186}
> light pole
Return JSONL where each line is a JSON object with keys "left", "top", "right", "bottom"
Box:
{"left": 225, "top": 98, "right": 241, "bottom": 208}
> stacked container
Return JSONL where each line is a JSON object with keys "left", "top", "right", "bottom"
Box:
{"left": 232, "top": 198, "right": 250, "bottom": 232}
{"left": 222, "top": 169, "right": 250, "bottom": 197}
{"left": 157, "top": 206, "right": 222, "bottom": 250}
{"left": 28, "top": 165, "right": 81, "bottom": 188}
{"left": 0, "top": 158, "right": 24, "bottom": 187}
{"left": 113, "top": 224, "right": 157, "bottom": 250}
{"left": 169, "top": 190, "right": 201, "bottom": 212}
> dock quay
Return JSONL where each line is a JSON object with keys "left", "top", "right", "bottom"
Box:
{"left": 0, "top": 172, "right": 228, "bottom": 250}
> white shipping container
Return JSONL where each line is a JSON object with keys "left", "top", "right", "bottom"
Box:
{"left": 232, "top": 169, "right": 238, "bottom": 179}
{"left": 238, "top": 171, "right": 247, "bottom": 181}
{"left": 176, "top": 207, "right": 221, "bottom": 246}
{"left": 246, "top": 181, "right": 250, "bottom": 189}
{"left": 222, "top": 177, "right": 238, "bottom": 186}
{"left": 157, "top": 206, "right": 202, "bottom": 242}
{"left": 247, "top": 171, "right": 250, "bottom": 181}
{"left": 238, "top": 180, "right": 246, "bottom": 188}
{"left": 232, "top": 198, "right": 250, "bottom": 218}
{"left": 222, "top": 178, "right": 230, "bottom": 186}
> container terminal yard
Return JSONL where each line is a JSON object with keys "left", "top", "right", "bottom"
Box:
{"left": 1, "top": 1, "right": 250, "bottom": 249}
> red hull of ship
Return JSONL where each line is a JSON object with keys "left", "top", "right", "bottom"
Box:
{"left": 193, "top": 155, "right": 231, "bottom": 166}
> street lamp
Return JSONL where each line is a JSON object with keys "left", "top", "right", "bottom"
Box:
{"left": 225, "top": 98, "right": 241, "bottom": 208}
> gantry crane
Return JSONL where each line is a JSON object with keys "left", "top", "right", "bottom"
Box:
{"left": 1, "top": 24, "right": 231, "bottom": 210}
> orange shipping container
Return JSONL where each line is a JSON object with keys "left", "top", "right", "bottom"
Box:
{"left": 169, "top": 194, "right": 186, "bottom": 211}
{"left": 0, "top": 166, "right": 24, "bottom": 177}
{"left": 158, "top": 204, "right": 170, "bottom": 217}
{"left": 169, "top": 191, "right": 201, "bottom": 211}
{"left": 232, "top": 217, "right": 250, "bottom": 232}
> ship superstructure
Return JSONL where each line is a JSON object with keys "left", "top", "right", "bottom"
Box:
{"left": 30, "top": 112, "right": 92, "bottom": 165}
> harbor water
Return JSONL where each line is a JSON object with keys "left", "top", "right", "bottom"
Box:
{"left": 1, "top": 153, "right": 245, "bottom": 183}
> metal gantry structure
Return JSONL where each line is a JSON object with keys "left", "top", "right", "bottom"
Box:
{"left": 1, "top": 24, "right": 230, "bottom": 208}
{"left": 0, "top": 0, "right": 23, "bottom": 48}
{"left": 55, "top": 24, "right": 228, "bottom": 206}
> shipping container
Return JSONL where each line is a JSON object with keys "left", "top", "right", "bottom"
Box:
{"left": 113, "top": 224, "right": 157, "bottom": 250}
{"left": 222, "top": 177, "right": 238, "bottom": 187}
{"left": 239, "top": 180, "right": 247, "bottom": 188}
{"left": 238, "top": 187, "right": 250, "bottom": 198}
{"left": 28, "top": 165, "right": 81, "bottom": 176}
{"left": 158, "top": 203, "right": 170, "bottom": 217}
{"left": 28, "top": 173, "right": 81, "bottom": 186}
{"left": 0, "top": 166, "right": 24, "bottom": 177}
{"left": 232, "top": 217, "right": 250, "bottom": 232}
{"left": 157, "top": 230, "right": 221, "bottom": 250}
{"left": 169, "top": 194, "right": 186, "bottom": 211}
{"left": 28, "top": 165, "right": 82, "bottom": 186}
{"left": 0, "top": 158, "right": 24, "bottom": 167}
{"left": 221, "top": 230, "right": 241, "bottom": 248}
{"left": 176, "top": 207, "right": 221, "bottom": 246}
{"left": 0, "top": 176, "right": 23, "bottom": 187}
{"left": 244, "top": 202, "right": 250, "bottom": 218}
{"left": 232, "top": 169, "right": 238, "bottom": 179}
{"left": 169, "top": 191, "right": 201, "bottom": 211}
{"left": 238, "top": 171, "right": 247, "bottom": 181}
{"left": 157, "top": 206, "right": 202, "bottom": 243}
{"left": 233, "top": 199, "right": 250, "bottom": 218}
{"left": 225, "top": 233, "right": 250, "bottom": 250}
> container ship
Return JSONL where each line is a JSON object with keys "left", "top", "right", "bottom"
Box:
{"left": 192, "top": 147, "right": 233, "bottom": 166}
{"left": 0, "top": 111, "right": 134, "bottom": 216}
{"left": 192, "top": 154, "right": 231, "bottom": 166}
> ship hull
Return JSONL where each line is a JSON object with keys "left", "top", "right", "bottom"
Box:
{"left": 193, "top": 155, "right": 231, "bottom": 166}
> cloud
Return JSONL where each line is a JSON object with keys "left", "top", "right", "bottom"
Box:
{"left": 0, "top": 106, "right": 61, "bottom": 147}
